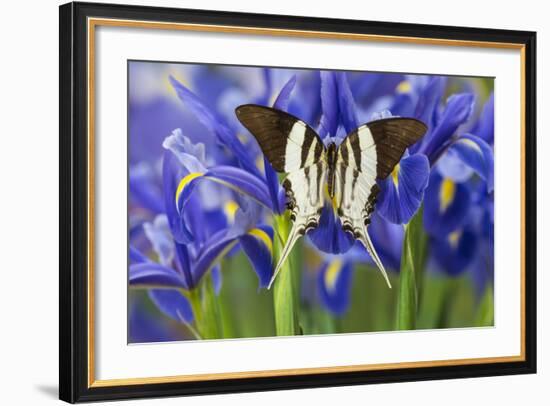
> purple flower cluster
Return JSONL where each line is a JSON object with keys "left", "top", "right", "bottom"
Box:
{"left": 128, "top": 62, "right": 494, "bottom": 334}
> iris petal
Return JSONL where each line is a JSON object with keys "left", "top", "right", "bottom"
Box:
{"left": 129, "top": 245, "right": 150, "bottom": 264}
{"left": 472, "top": 93, "right": 494, "bottom": 144}
{"left": 163, "top": 151, "right": 194, "bottom": 244}
{"left": 436, "top": 149, "right": 474, "bottom": 183}
{"left": 335, "top": 72, "right": 359, "bottom": 134}
{"left": 272, "top": 75, "right": 297, "bottom": 111}
{"left": 174, "top": 242, "right": 194, "bottom": 287}
{"left": 470, "top": 239, "right": 494, "bottom": 295}
{"left": 193, "top": 231, "right": 240, "bottom": 283}
{"left": 129, "top": 262, "right": 189, "bottom": 289}
{"left": 431, "top": 228, "right": 478, "bottom": 275}
{"left": 421, "top": 93, "right": 475, "bottom": 161}
{"left": 308, "top": 205, "right": 355, "bottom": 254}
{"left": 129, "top": 163, "right": 164, "bottom": 214}
{"left": 397, "top": 154, "right": 430, "bottom": 219}
{"left": 264, "top": 157, "right": 283, "bottom": 213}
{"left": 317, "top": 260, "right": 353, "bottom": 316}
{"left": 423, "top": 171, "right": 471, "bottom": 237}
{"left": 169, "top": 76, "right": 261, "bottom": 177}
{"left": 162, "top": 129, "right": 207, "bottom": 173}
{"left": 414, "top": 76, "right": 446, "bottom": 131}
{"left": 175, "top": 165, "right": 273, "bottom": 213}
{"left": 378, "top": 153, "right": 429, "bottom": 224}
{"left": 211, "top": 265, "right": 223, "bottom": 295}
{"left": 148, "top": 289, "right": 194, "bottom": 323}
{"left": 239, "top": 225, "right": 274, "bottom": 288}
{"left": 448, "top": 134, "right": 494, "bottom": 192}
{"left": 318, "top": 71, "right": 339, "bottom": 138}
{"left": 369, "top": 214, "right": 404, "bottom": 271}
{"left": 143, "top": 215, "right": 175, "bottom": 266}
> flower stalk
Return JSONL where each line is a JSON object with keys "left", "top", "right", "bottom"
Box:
{"left": 188, "top": 274, "right": 223, "bottom": 339}
{"left": 272, "top": 213, "right": 301, "bottom": 336}
{"left": 396, "top": 206, "right": 427, "bottom": 330}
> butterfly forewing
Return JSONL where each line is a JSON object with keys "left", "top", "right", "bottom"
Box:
{"left": 358, "top": 117, "right": 427, "bottom": 179}
{"left": 235, "top": 104, "right": 325, "bottom": 172}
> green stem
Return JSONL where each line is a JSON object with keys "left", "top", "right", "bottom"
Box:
{"left": 272, "top": 213, "right": 300, "bottom": 336}
{"left": 396, "top": 206, "right": 427, "bottom": 330}
{"left": 187, "top": 274, "right": 223, "bottom": 339}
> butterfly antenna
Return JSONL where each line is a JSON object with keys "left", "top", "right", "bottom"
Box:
{"left": 362, "top": 229, "right": 392, "bottom": 289}
{"left": 268, "top": 224, "right": 303, "bottom": 289}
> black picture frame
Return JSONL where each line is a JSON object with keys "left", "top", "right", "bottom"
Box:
{"left": 59, "top": 1, "right": 537, "bottom": 403}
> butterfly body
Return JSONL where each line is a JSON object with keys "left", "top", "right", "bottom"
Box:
{"left": 326, "top": 142, "right": 338, "bottom": 199}
{"left": 235, "top": 104, "right": 427, "bottom": 288}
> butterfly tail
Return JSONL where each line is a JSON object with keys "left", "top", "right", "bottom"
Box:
{"left": 268, "top": 224, "right": 303, "bottom": 289}
{"left": 361, "top": 228, "right": 392, "bottom": 289}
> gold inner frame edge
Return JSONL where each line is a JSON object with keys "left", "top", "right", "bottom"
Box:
{"left": 86, "top": 17, "right": 527, "bottom": 388}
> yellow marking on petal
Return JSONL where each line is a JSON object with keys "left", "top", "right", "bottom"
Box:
{"left": 237, "top": 133, "right": 249, "bottom": 144}
{"left": 256, "top": 154, "right": 265, "bottom": 172}
{"left": 324, "top": 259, "right": 343, "bottom": 293}
{"left": 223, "top": 200, "right": 239, "bottom": 223}
{"left": 391, "top": 163, "right": 400, "bottom": 187}
{"left": 248, "top": 228, "right": 273, "bottom": 255}
{"left": 448, "top": 230, "right": 462, "bottom": 249}
{"left": 397, "top": 80, "right": 412, "bottom": 94}
{"left": 459, "top": 138, "right": 483, "bottom": 154}
{"left": 439, "top": 177, "right": 456, "bottom": 213}
{"left": 175, "top": 172, "right": 204, "bottom": 208}
{"left": 268, "top": 93, "right": 277, "bottom": 107}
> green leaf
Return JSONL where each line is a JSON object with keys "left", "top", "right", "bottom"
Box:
{"left": 272, "top": 213, "right": 300, "bottom": 336}
{"left": 417, "top": 275, "right": 450, "bottom": 329}
{"left": 396, "top": 206, "right": 427, "bottom": 330}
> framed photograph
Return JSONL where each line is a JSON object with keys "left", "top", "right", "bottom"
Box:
{"left": 59, "top": 1, "right": 536, "bottom": 403}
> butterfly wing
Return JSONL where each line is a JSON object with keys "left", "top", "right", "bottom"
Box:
{"left": 272, "top": 161, "right": 327, "bottom": 287}
{"left": 235, "top": 104, "right": 327, "bottom": 288}
{"left": 235, "top": 104, "right": 325, "bottom": 172}
{"left": 335, "top": 118, "right": 427, "bottom": 287}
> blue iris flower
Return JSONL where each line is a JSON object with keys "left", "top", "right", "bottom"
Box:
{"left": 129, "top": 64, "right": 495, "bottom": 324}
{"left": 317, "top": 258, "right": 354, "bottom": 316}
{"left": 352, "top": 78, "right": 435, "bottom": 227}
{"left": 469, "top": 184, "right": 494, "bottom": 294}
{"left": 170, "top": 73, "right": 297, "bottom": 214}
{"left": 310, "top": 75, "right": 494, "bottom": 314}
{"left": 169, "top": 71, "right": 434, "bottom": 259}
{"left": 422, "top": 85, "right": 494, "bottom": 236}
{"left": 129, "top": 132, "right": 275, "bottom": 325}
{"left": 314, "top": 213, "right": 404, "bottom": 315}
{"left": 309, "top": 72, "right": 431, "bottom": 253}
{"left": 430, "top": 180, "right": 493, "bottom": 280}
{"left": 418, "top": 85, "right": 494, "bottom": 283}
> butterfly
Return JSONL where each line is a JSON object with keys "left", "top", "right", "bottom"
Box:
{"left": 235, "top": 104, "right": 427, "bottom": 289}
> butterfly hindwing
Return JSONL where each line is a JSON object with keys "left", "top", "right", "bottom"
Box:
{"left": 270, "top": 161, "right": 327, "bottom": 287}
{"left": 333, "top": 153, "right": 390, "bottom": 287}
{"left": 334, "top": 117, "right": 427, "bottom": 287}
